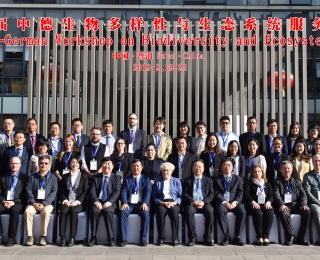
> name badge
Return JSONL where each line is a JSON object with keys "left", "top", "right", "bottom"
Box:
{"left": 128, "top": 144, "right": 134, "bottom": 153}
{"left": 37, "top": 189, "right": 46, "bottom": 200}
{"left": 209, "top": 167, "right": 214, "bottom": 177}
{"left": 224, "top": 192, "right": 230, "bottom": 202}
{"left": 69, "top": 191, "right": 76, "bottom": 202}
{"left": 179, "top": 169, "right": 182, "bottom": 180}
{"left": 7, "top": 190, "right": 14, "bottom": 200}
{"left": 131, "top": 193, "right": 139, "bottom": 204}
{"left": 274, "top": 170, "right": 277, "bottom": 179}
{"left": 63, "top": 168, "right": 69, "bottom": 175}
{"left": 116, "top": 171, "right": 123, "bottom": 178}
{"left": 90, "top": 160, "right": 97, "bottom": 171}
{"left": 284, "top": 193, "right": 292, "bottom": 203}
{"left": 258, "top": 194, "right": 265, "bottom": 204}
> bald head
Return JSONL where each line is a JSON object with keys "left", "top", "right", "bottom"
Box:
{"left": 9, "top": 157, "right": 21, "bottom": 174}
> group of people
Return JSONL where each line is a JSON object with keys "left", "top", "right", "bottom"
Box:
{"left": 0, "top": 113, "right": 320, "bottom": 248}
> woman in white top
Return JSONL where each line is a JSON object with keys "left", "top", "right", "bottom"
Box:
{"left": 244, "top": 138, "right": 267, "bottom": 180}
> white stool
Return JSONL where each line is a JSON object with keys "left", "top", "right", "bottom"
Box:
{"left": 185, "top": 213, "right": 214, "bottom": 243}
{"left": 153, "top": 214, "right": 182, "bottom": 244}
{"left": 126, "top": 214, "right": 149, "bottom": 244}
{"left": 311, "top": 218, "right": 320, "bottom": 244}
{"left": 23, "top": 214, "right": 55, "bottom": 244}
{"left": 247, "top": 215, "right": 279, "bottom": 243}
{"left": 56, "top": 212, "right": 87, "bottom": 242}
{"left": 279, "top": 214, "right": 309, "bottom": 243}
{"left": 88, "top": 215, "right": 118, "bottom": 244}
{"left": 216, "top": 212, "right": 246, "bottom": 243}
{"left": 1, "top": 214, "right": 23, "bottom": 244}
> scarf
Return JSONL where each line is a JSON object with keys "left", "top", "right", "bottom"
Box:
{"left": 251, "top": 178, "right": 266, "bottom": 197}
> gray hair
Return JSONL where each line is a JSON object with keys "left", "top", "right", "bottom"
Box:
{"left": 280, "top": 160, "right": 293, "bottom": 169}
{"left": 160, "top": 162, "right": 175, "bottom": 172}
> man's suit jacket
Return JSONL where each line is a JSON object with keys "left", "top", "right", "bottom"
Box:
{"left": 120, "top": 173, "right": 152, "bottom": 205}
{"left": 303, "top": 170, "right": 320, "bottom": 205}
{"left": 23, "top": 133, "right": 45, "bottom": 153}
{"left": 147, "top": 133, "right": 172, "bottom": 161}
{"left": 172, "top": 136, "right": 197, "bottom": 155}
{"left": 47, "top": 136, "right": 64, "bottom": 156}
{"left": 153, "top": 176, "right": 182, "bottom": 205}
{"left": 59, "top": 172, "right": 88, "bottom": 207}
{"left": 0, "top": 144, "right": 6, "bottom": 176}
{"left": 213, "top": 174, "right": 244, "bottom": 204}
{"left": 199, "top": 152, "right": 225, "bottom": 179}
{"left": 239, "top": 131, "right": 267, "bottom": 156}
{"left": 4, "top": 145, "right": 33, "bottom": 175}
{"left": 141, "top": 157, "right": 164, "bottom": 180}
{"left": 89, "top": 172, "right": 121, "bottom": 206}
{"left": 120, "top": 128, "right": 147, "bottom": 159}
{"left": 182, "top": 175, "right": 214, "bottom": 205}
{"left": 266, "top": 153, "right": 291, "bottom": 185}
{"left": 72, "top": 133, "right": 90, "bottom": 151}
{"left": 0, "top": 172, "right": 28, "bottom": 205}
{"left": 264, "top": 134, "right": 288, "bottom": 155}
{"left": 167, "top": 151, "right": 196, "bottom": 182}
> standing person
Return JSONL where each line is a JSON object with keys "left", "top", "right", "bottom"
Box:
{"left": 195, "top": 121, "right": 207, "bottom": 156}
{"left": 100, "top": 120, "right": 117, "bottom": 156}
{"left": 286, "top": 122, "right": 305, "bottom": 155}
{"left": 119, "top": 113, "right": 147, "bottom": 159}
{"left": 216, "top": 116, "right": 240, "bottom": 156}
{"left": 213, "top": 159, "right": 246, "bottom": 246}
{"left": 58, "top": 155, "right": 88, "bottom": 247}
{"left": 147, "top": 116, "right": 172, "bottom": 161}
{"left": 0, "top": 116, "right": 15, "bottom": 147}
{"left": 244, "top": 138, "right": 267, "bottom": 180}
{"left": 239, "top": 116, "right": 267, "bottom": 156}
{"left": 183, "top": 160, "right": 214, "bottom": 246}
{"left": 266, "top": 137, "right": 290, "bottom": 185}
{"left": 311, "top": 138, "right": 320, "bottom": 156}
{"left": 244, "top": 165, "right": 274, "bottom": 246}
{"left": 273, "top": 161, "right": 310, "bottom": 246}
{"left": 24, "top": 155, "right": 58, "bottom": 246}
{"left": 141, "top": 144, "right": 164, "bottom": 183}
{"left": 110, "top": 137, "right": 133, "bottom": 178}
{"left": 226, "top": 141, "right": 246, "bottom": 179}
{"left": 172, "top": 121, "right": 197, "bottom": 155}
{"left": 306, "top": 124, "right": 320, "bottom": 154}
{"left": 24, "top": 118, "right": 45, "bottom": 154}
{"left": 290, "top": 139, "right": 313, "bottom": 181}
{"left": 71, "top": 118, "right": 90, "bottom": 151}
{"left": 55, "top": 134, "right": 80, "bottom": 181}
{"left": 118, "top": 160, "right": 152, "bottom": 247}
{"left": 47, "top": 122, "right": 63, "bottom": 157}
{"left": 88, "top": 157, "right": 121, "bottom": 247}
{"left": 0, "top": 157, "right": 28, "bottom": 246}
{"left": 200, "top": 132, "right": 225, "bottom": 179}
{"left": 264, "top": 119, "right": 288, "bottom": 155}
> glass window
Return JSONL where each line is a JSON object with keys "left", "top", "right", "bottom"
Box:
{"left": 248, "top": 0, "right": 268, "bottom": 4}
{"left": 230, "top": 11, "right": 250, "bottom": 20}
{"left": 209, "top": 11, "right": 229, "bottom": 21}
{"left": 65, "top": 10, "right": 85, "bottom": 20}
{"left": 313, "top": 0, "right": 320, "bottom": 5}
{"left": 227, "top": 0, "right": 247, "bottom": 4}
{"left": 250, "top": 11, "right": 271, "bottom": 21}
{"left": 45, "top": 10, "right": 65, "bottom": 20}
{"left": 270, "top": 0, "right": 289, "bottom": 3}
{"left": 291, "top": 0, "right": 311, "bottom": 3}
{"left": 85, "top": 10, "right": 105, "bottom": 21}
{"left": 206, "top": 0, "right": 226, "bottom": 3}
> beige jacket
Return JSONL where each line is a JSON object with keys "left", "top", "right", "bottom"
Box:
{"left": 147, "top": 132, "right": 172, "bottom": 161}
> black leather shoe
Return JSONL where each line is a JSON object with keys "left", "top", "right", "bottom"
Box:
{"left": 6, "top": 237, "right": 14, "bottom": 247}
{"left": 233, "top": 236, "right": 244, "bottom": 246}
{"left": 158, "top": 239, "right": 164, "bottom": 246}
{"left": 0, "top": 235, "right": 2, "bottom": 246}
{"left": 140, "top": 240, "right": 147, "bottom": 247}
{"left": 296, "top": 238, "right": 310, "bottom": 246}
{"left": 172, "top": 239, "right": 178, "bottom": 246}
{"left": 257, "top": 241, "right": 263, "bottom": 246}
{"left": 87, "top": 237, "right": 97, "bottom": 247}
{"left": 284, "top": 235, "right": 294, "bottom": 246}
{"left": 67, "top": 237, "right": 75, "bottom": 247}
{"left": 204, "top": 237, "right": 214, "bottom": 246}
{"left": 118, "top": 240, "right": 127, "bottom": 247}
{"left": 186, "top": 238, "right": 196, "bottom": 246}
{"left": 59, "top": 237, "right": 66, "bottom": 247}
{"left": 108, "top": 239, "right": 115, "bottom": 247}
{"left": 220, "top": 235, "right": 231, "bottom": 246}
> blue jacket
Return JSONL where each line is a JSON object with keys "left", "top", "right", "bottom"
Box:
{"left": 152, "top": 176, "right": 182, "bottom": 205}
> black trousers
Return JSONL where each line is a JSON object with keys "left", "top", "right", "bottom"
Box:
{"left": 215, "top": 203, "right": 246, "bottom": 236}
{"left": 59, "top": 204, "right": 84, "bottom": 237}
{"left": 246, "top": 206, "right": 274, "bottom": 239}
{"left": 277, "top": 202, "right": 311, "bottom": 240}
{"left": 156, "top": 204, "right": 180, "bottom": 241}
{"left": 0, "top": 203, "right": 24, "bottom": 238}
{"left": 89, "top": 204, "right": 116, "bottom": 239}
{"left": 185, "top": 204, "right": 213, "bottom": 240}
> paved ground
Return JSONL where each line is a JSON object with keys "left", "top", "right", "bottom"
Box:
{"left": 1, "top": 243, "right": 320, "bottom": 260}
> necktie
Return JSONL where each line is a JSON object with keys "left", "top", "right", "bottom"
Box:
{"left": 16, "top": 148, "right": 21, "bottom": 158}
{"left": 7, "top": 134, "right": 11, "bottom": 147}
{"left": 196, "top": 178, "right": 200, "bottom": 191}
{"left": 130, "top": 130, "right": 134, "bottom": 144}
{"left": 106, "top": 136, "right": 110, "bottom": 148}
{"left": 12, "top": 175, "right": 16, "bottom": 190}
{"left": 225, "top": 176, "right": 230, "bottom": 184}
{"left": 133, "top": 177, "right": 138, "bottom": 193}
{"left": 76, "top": 135, "right": 81, "bottom": 148}
{"left": 31, "top": 135, "right": 35, "bottom": 151}
{"left": 102, "top": 176, "right": 109, "bottom": 201}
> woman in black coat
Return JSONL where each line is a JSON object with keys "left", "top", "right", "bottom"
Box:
{"left": 172, "top": 121, "right": 197, "bottom": 154}
{"left": 110, "top": 137, "right": 133, "bottom": 178}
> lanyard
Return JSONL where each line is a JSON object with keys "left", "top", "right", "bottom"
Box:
{"left": 269, "top": 135, "right": 276, "bottom": 153}
{"left": 50, "top": 137, "right": 60, "bottom": 154}
{"left": 209, "top": 152, "right": 216, "bottom": 167}
{"left": 155, "top": 134, "right": 161, "bottom": 149}
{"left": 130, "top": 130, "right": 135, "bottom": 144}
{"left": 64, "top": 152, "right": 73, "bottom": 167}
{"left": 248, "top": 156, "right": 254, "bottom": 170}
{"left": 259, "top": 186, "right": 265, "bottom": 193}
{"left": 178, "top": 154, "right": 184, "bottom": 169}
{"left": 222, "top": 174, "right": 232, "bottom": 191}
{"left": 284, "top": 180, "right": 291, "bottom": 193}
{"left": 73, "top": 133, "right": 82, "bottom": 148}
{"left": 273, "top": 152, "right": 282, "bottom": 169}
{"left": 91, "top": 143, "right": 100, "bottom": 159}
{"left": 70, "top": 174, "right": 78, "bottom": 191}
{"left": 247, "top": 131, "right": 256, "bottom": 143}
{"left": 220, "top": 132, "right": 230, "bottom": 147}
{"left": 132, "top": 176, "right": 138, "bottom": 193}
{"left": 9, "top": 173, "right": 19, "bottom": 190}
{"left": 229, "top": 156, "right": 237, "bottom": 173}
{"left": 118, "top": 154, "right": 124, "bottom": 170}
{"left": 39, "top": 172, "right": 51, "bottom": 189}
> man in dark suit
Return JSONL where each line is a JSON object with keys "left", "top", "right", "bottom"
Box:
{"left": 183, "top": 159, "right": 214, "bottom": 246}
{"left": 214, "top": 158, "right": 246, "bottom": 246}
{"left": 118, "top": 159, "right": 152, "bottom": 247}
{"left": 71, "top": 118, "right": 90, "bottom": 151}
{"left": 264, "top": 119, "right": 288, "bottom": 155}
{"left": 167, "top": 136, "right": 196, "bottom": 182}
{"left": 4, "top": 130, "right": 33, "bottom": 175}
{"left": 273, "top": 160, "right": 310, "bottom": 246}
{"left": 88, "top": 157, "right": 121, "bottom": 247}
{"left": 47, "top": 122, "right": 63, "bottom": 157}
{"left": 239, "top": 116, "right": 267, "bottom": 156}
{"left": 23, "top": 118, "right": 45, "bottom": 154}
{"left": 266, "top": 137, "right": 291, "bottom": 185}
{"left": 81, "top": 127, "right": 108, "bottom": 179}
{"left": 0, "top": 157, "right": 28, "bottom": 246}
{"left": 119, "top": 113, "right": 147, "bottom": 159}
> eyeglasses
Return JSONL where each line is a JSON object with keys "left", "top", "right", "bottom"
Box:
{"left": 10, "top": 163, "right": 20, "bottom": 165}
{"left": 91, "top": 133, "right": 101, "bottom": 136}
{"left": 14, "top": 136, "right": 25, "bottom": 139}
{"left": 39, "top": 162, "right": 49, "bottom": 165}
{"left": 73, "top": 124, "right": 82, "bottom": 127}
{"left": 129, "top": 118, "right": 137, "bottom": 120}
{"left": 220, "top": 122, "right": 229, "bottom": 125}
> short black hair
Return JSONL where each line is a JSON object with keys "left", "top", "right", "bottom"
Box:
{"left": 219, "top": 116, "right": 230, "bottom": 123}
{"left": 153, "top": 116, "right": 166, "bottom": 125}
{"left": 14, "top": 130, "right": 24, "bottom": 137}
{"left": 247, "top": 116, "right": 257, "bottom": 122}
{"left": 308, "top": 124, "right": 320, "bottom": 133}
{"left": 220, "top": 158, "right": 233, "bottom": 166}
{"left": 131, "top": 159, "right": 142, "bottom": 166}
{"left": 193, "top": 159, "right": 205, "bottom": 167}
{"left": 102, "top": 120, "right": 113, "bottom": 126}
{"left": 146, "top": 143, "right": 157, "bottom": 150}
{"left": 267, "top": 119, "right": 277, "bottom": 126}
{"left": 39, "top": 154, "right": 51, "bottom": 162}
{"left": 175, "top": 136, "right": 187, "bottom": 142}
{"left": 27, "top": 118, "right": 37, "bottom": 124}
{"left": 49, "top": 122, "right": 60, "bottom": 129}
{"left": 178, "top": 121, "right": 190, "bottom": 135}
{"left": 72, "top": 118, "right": 82, "bottom": 125}
{"left": 101, "top": 156, "right": 113, "bottom": 165}
{"left": 195, "top": 121, "right": 206, "bottom": 128}
{"left": 3, "top": 116, "right": 14, "bottom": 121}
{"left": 272, "top": 136, "right": 283, "bottom": 144}
{"left": 37, "top": 138, "right": 50, "bottom": 148}
{"left": 69, "top": 155, "right": 83, "bottom": 169}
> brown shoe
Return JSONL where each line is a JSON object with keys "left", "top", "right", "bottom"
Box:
{"left": 26, "top": 236, "right": 34, "bottom": 246}
{"left": 39, "top": 236, "right": 47, "bottom": 246}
